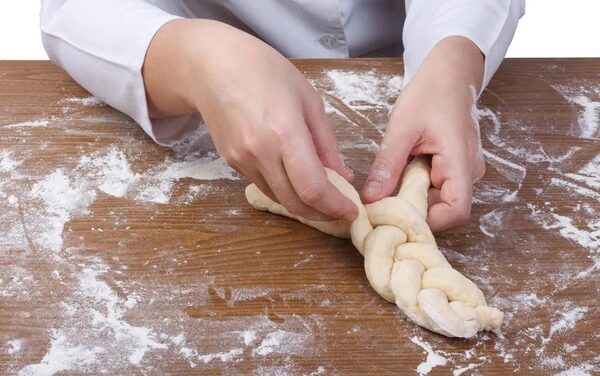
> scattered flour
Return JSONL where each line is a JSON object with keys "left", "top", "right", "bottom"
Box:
{"left": 554, "top": 363, "right": 596, "bottom": 376}
{"left": 28, "top": 168, "right": 97, "bottom": 252}
{"left": 4, "top": 119, "right": 50, "bottom": 128}
{"left": 252, "top": 330, "right": 309, "bottom": 357}
{"left": 529, "top": 204, "right": 599, "bottom": 252}
{"left": 552, "top": 85, "right": 599, "bottom": 139}
{"left": 242, "top": 330, "right": 257, "bottom": 346}
{"left": 198, "top": 348, "right": 243, "bottom": 364}
{"left": 18, "top": 330, "right": 104, "bottom": 376}
{"left": 6, "top": 339, "right": 23, "bottom": 354}
{"left": 78, "top": 147, "right": 139, "bottom": 198}
{"left": 76, "top": 148, "right": 237, "bottom": 204}
{"left": 323, "top": 70, "right": 402, "bottom": 111}
{"left": 473, "top": 183, "right": 517, "bottom": 204}
{"left": 410, "top": 336, "right": 448, "bottom": 375}
{"left": 453, "top": 363, "right": 479, "bottom": 376}
{"left": 479, "top": 209, "right": 506, "bottom": 238}
{"left": 78, "top": 263, "right": 168, "bottom": 365}
{"left": 293, "top": 254, "right": 314, "bottom": 268}
{"left": 0, "top": 150, "right": 21, "bottom": 172}
{"left": 550, "top": 177, "right": 600, "bottom": 201}
{"left": 548, "top": 306, "right": 588, "bottom": 339}
{"left": 61, "top": 96, "right": 104, "bottom": 106}
{"left": 482, "top": 149, "right": 527, "bottom": 185}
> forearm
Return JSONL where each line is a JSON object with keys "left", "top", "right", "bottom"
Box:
{"left": 143, "top": 19, "right": 214, "bottom": 118}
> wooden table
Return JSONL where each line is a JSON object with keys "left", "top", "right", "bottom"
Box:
{"left": 0, "top": 59, "right": 598, "bottom": 375}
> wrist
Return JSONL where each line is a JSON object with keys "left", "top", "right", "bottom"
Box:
{"left": 172, "top": 19, "right": 224, "bottom": 113}
{"left": 410, "top": 36, "right": 484, "bottom": 99}
{"left": 432, "top": 36, "right": 484, "bottom": 92}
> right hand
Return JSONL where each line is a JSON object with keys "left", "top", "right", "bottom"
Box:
{"left": 144, "top": 19, "right": 357, "bottom": 221}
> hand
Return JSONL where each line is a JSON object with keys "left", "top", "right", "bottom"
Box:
{"left": 362, "top": 36, "right": 486, "bottom": 232}
{"left": 144, "top": 19, "right": 357, "bottom": 221}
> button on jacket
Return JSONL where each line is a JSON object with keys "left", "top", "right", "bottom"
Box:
{"left": 40, "top": 0, "right": 525, "bottom": 146}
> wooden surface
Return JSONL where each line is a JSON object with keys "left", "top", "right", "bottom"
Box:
{"left": 0, "top": 59, "right": 598, "bottom": 375}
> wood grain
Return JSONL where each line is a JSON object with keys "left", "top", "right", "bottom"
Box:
{"left": 0, "top": 59, "right": 598, "bottom": 375}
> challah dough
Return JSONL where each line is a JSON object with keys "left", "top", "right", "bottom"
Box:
{"left": 245, "top": 156, "right": 503, "bottom": 338}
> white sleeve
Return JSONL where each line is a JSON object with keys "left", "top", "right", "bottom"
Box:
{"left": 40, "top": 0, "right": 201, "bottom": 146}
{"left": 402, "top": 0, "right": 525, "bottom": 94}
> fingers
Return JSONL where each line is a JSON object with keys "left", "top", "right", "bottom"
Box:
{"left": 282, "top": 128, "right": 358, "bottom": 222}
{"left": 362, "top": 120, "right": 417, "bottom": 203}
{"left": 261, "top": 161, "right": 334, "bottom": 221}
{"left": 244, "top": 169, "right": 278, "bottom": 204}
{"left": 427, "top": 153, "right": 473, "bottom": 232}
{"left": 303, "top": 90, "right": 354, "bottom": 182}
{"left": 427, "top": 187, "right": 441, "bottom": 208}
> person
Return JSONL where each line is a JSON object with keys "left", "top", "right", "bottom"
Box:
{"left": 40, "top": 0, "right": 524, "bottom": 231}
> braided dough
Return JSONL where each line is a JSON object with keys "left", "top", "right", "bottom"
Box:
{"left": 245, "top": 157, "right": 503, "bottom": 338}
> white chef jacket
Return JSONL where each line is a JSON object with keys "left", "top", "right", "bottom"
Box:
{"left": 40, "top": 0, "right": 525, "bottom": 146}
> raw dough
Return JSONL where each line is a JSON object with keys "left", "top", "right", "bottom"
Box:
{"left": 245, "top": 156, "right": 504, "bottom": 338}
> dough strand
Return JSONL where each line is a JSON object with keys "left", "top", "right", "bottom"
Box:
{"left": 245, "top": 156, "right": 503, "bottom": 338}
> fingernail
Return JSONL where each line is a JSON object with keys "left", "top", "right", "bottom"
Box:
{"left": 365, "top": 180, "right": 382, "bottom": 197}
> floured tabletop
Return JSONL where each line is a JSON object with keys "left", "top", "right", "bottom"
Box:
{"left": 0, "top": 59, "right": 598, "bottom": 375}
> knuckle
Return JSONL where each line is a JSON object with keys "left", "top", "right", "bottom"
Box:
{"left": 239, "top": 135, "right": 261, "bottom": 159}
{"left": 297, "top": 181, "right": 325, "bottom": 205}
{"left": 271, "top": 123, "right": 293, "bottom": 144}
{"left": 222, "top": 151, "right": 240, "bottom": 169}
{"left": 281, "top": 199, "right": 307, "bottom": 217}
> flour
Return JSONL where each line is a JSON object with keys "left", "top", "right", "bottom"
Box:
{"left": 410, "top": 336, "right": 448, "bottom": 375}
{"left": 453, "top": 363, "right": 479, "bottom": 376}
{"left": 6, "top": 339, "right": 23, "bottom": 355}
{"left": 552, "top": 85, "right": 599, "bottom": 139}
{"left": 242, "top": 330, "right": 257, "bottom": 346}
{"left": 29, "top": 169, "right": 96, "bottom": 252}
{"left": 4, "top": 119, "right": 50, "bottom": 128}
{"left": 554, "top": 363, "right": 596, "bottom": 376}
{"left": 479, "top": 208, "right": 506, "bottom": 237}
{"left": 548, "top": 306, "right": 588, "bottom": 339}
{"left": 528, "top": 204, "right": 599, "bottom": 252}
{"left": 482, "top": 149, "right": 527, "bottom": 185}
{"left": 198, "top": 348, "right": 243, "bottom": 364}
{"left": 78, "top": 263, "right": 168, "bottom": 365}
{"left": 18, "top": 331, "right": 104, "bottom": 376}
{"left": 0, "top": 267, "right": 35, "bottom": 299}
{"left": 293, "top": 254, "right": 314, "bottom": 267}
{"left": 75, "top": 147, "right": 237, "bottom": 204}
{"left": 563, "top": 154, "right": 600, "bottom": 189}
{"left": 179, "top": 184, "right": 215, "bottom": 204}
{"left": 78, "top": 147, "right": 139, "bottom": 198}
{"left": 252, "top": 330, "right": 309, "bottom": 357}
{"left": 61, "top": 96, "right": 104, "bottom": 106}
{"left": 230, "top": 288, "right": 274, "bottom": 304}
{"left": 473, "top": 182, "right": 518, "bottom": 204}
{"left": 0, "top": 150, "right": 21, "bottom": 172}
{"left": 323, "top": 70, "right": 402, "bottom": 111}
{"left": 550, "top": 177, "right": 600, "bottom": 201}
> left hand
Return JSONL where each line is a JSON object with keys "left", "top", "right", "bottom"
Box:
{"left": 362, "top": 36, "right": 486, "bottom": 232}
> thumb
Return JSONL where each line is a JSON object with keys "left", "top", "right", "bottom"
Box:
{"left": 362, "top": 122, "right": 417, "bottom": 202}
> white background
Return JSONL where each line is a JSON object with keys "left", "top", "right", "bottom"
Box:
{"left": 1, "top": 1, "right": 599, "bottom": 60}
